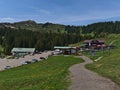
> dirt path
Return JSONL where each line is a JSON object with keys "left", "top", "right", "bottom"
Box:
{"left": 69, "top": 56, "right": 120, "bottom": 90}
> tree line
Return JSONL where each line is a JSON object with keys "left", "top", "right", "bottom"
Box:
{"left": 82, "top": 21, "right": 120, "bottom": 38}
{"left": 1, "top": 21, "right": 120, "bottom": 55}
{"left": 0, "top": 27, "right": 84, "bottom": 55}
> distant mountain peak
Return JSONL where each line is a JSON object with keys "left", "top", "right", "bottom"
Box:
{"left": 14, "top": 20, "right": 37, "bottom": 25}
{"left": 25, "top": 20, "right": 37, "bottom": 24}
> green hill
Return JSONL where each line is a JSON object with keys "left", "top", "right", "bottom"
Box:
{"left": 86, "top": 34, "right": 120, "bottom": 85}
{"left": 1, "top": 20, "right": 120, "bottom": 55}
{"left": 0, "top": 20, "right": 83, "bottom": 54}
{"left": 0, "top": 20, "right": 66, "bottom": 33}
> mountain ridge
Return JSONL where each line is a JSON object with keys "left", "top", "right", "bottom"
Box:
{"left": 0, "top": 20, "right": 66, "bottom": 33}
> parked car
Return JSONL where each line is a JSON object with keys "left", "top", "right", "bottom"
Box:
{"left": 22, "top": 61, "right": 31, "bottom": 65}
{"left": 31, "top": 59, "right": 38, "bottom": 63}
{"left": 38, "top": 52, "right": 42, "bottom": 54}
{"left": 4, "top": 66, "right": 11, "bottom": 69}
{"left": 40, "top": 57, "right": 46, "bottom": 59}
{"left": 53, "top": 50, "right": 62, "bottom": 55}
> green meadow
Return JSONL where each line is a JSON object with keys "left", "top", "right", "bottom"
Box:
{"left": 86, "top": 34, "right": 120, "bottom": 85}
{"left": 0, "top": 55, "right": 83, "bottom": 90}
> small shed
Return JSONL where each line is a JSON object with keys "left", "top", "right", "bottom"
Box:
{"left": 11, "top": 48, "right": 35, "bottom": 57}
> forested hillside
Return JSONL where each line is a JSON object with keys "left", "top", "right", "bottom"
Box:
{"left": 0, "top": 20, "right": 120, "bottom": 55}
{"left": 0, "top": 27, "right": 83, "bottom": 55}
{"left": 82, "top": 21, "right": 120, "bottom": 38}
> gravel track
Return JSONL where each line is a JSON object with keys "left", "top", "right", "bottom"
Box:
{"left": 69, "top": 56, "right": 120, "bottom": 90}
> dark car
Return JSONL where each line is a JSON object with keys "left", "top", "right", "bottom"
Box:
{"left": 22, "top": 61, "right": 31, "bottom": 65}
{"left": 40, "top": 57, "right": 46, "bottom": 59}
{"left": 31, "top": 59, "right": 38, "bottom": 63}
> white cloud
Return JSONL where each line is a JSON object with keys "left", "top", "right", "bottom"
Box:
{"left": 54, "top": 9, "right": 120, "bottom": 23}
{"left": 28, "top": 6, "right": 51, "bottom": 15}
{"left": 38, "top": 9, "right": 51, "bottom": 15}
{"left": 0, "top": 17, "right": 15, "bottom": 22}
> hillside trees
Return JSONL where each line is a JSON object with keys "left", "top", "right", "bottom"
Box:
{"left": 81, "top": 21, "right": 120, "bottom": 38}
{"left": 0, "top": 27, "right": 83, "bottom": 54}
{"left": 1, "top": 20, "right": 120, "bottom": 55}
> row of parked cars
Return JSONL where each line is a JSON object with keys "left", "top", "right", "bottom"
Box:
{"left": 4, "top": 57, "right": 46, "bottom": 70}
{"left": 22, "top": 59, "right": 38, "bottom": 65}
{"left": 4, "top": 59, "right": 39, "bottom": 69}
{"left": 22, "top": 56, "right": 46, "bottom": 65}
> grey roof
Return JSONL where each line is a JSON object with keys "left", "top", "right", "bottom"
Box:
{"left": 54, "top": 46, "right": 71, "bottom": 49}
{"left": 54, "top": 46, "right": 76, "bottom": 49}
{"left": 80, "top": 44, "right": 87, "bottom": 47}
{"left": 11, "top": 48, "right": 35, "bottom": 53}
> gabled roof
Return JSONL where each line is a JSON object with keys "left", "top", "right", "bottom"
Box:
{"left": 84, "top": 39, "right": 105, "bottom": 43}
{"left": 11, "top": 48, "right": 35, "bottom": 53}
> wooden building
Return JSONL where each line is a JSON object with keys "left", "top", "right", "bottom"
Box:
{"left": 84, "top": 39, "right": 105, "bottom": 49}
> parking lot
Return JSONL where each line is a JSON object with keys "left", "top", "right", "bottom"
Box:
{"left": 0, "top": 51, "right": 52, "bottom": 71}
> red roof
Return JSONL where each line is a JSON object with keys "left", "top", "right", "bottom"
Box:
{"left": 84, "top": 39, "right": 105, "bottom": 43}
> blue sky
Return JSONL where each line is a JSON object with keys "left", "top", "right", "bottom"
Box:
{"left": 0, "top": 0, "right": 120, "bottom": 25}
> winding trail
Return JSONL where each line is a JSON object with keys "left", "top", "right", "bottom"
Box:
{"left": 69, "top": 56, "right": 120, "bottom": 90}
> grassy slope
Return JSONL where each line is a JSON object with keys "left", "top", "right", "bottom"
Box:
{"left": 86, "top": 34, "right": 120, "bottom": 85}
{"left": 0, "top": 55, "right": 83, "bottom": 90}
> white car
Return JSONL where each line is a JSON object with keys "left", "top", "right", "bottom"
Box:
{"left": 22, "top": 61, "right": 31, "bottom": 65}
{"left": 4, "top": 66, "right": 11, "bottom": 69}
